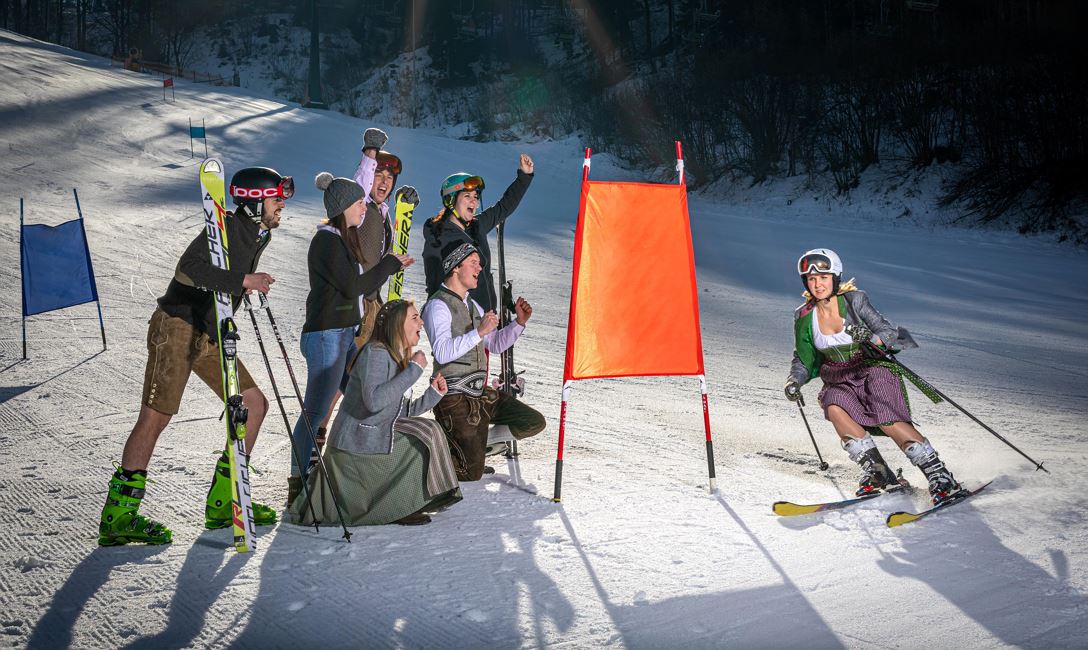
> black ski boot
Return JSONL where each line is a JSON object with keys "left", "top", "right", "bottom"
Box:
{"left": 843, "top": 436, "right": 901, "bottom": 497}
{"left": 904, "top": 439, "right": 964, "bottom": 505}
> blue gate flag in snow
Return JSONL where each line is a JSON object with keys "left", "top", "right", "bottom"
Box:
{"left": 20, "top": 190, "right": 107, "bottom": 359}
{"left": 20, "top": 218, "right": 98, "bottom": 316}
{"left": 189, "top": 117, "right": 208, "bottom": 157}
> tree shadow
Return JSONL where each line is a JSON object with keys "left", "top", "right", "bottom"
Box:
{"left": 27, "top": 545, "right": 169, "bottom": 650}
{"left": 877, "top": 487, "right": 1088, "bottom": 645}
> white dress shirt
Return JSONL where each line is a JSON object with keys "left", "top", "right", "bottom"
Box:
{"left": 422, "top": 285, "right": 524, "bottom": 364}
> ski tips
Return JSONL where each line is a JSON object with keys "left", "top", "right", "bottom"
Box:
{"left": 886, "top": 480, "right": 994, "bottom": 528}
{"left": 772, "top": 501, "right": 824, "bottom": 517}
{"left": 201, "top": 158, "right": 223, "bottom": 174}
{"left": 885, "top": 511, "right": 924, "bottom": 527}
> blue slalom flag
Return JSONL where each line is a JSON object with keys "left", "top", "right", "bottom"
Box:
{"left": 21, "top": 218, "right": 99, "bottom": 316}
{"left": 190, "top": 125, "right": 206, "bottom": 138}
{"left": 20, "top": 191, "right": 106, "bottom": 358}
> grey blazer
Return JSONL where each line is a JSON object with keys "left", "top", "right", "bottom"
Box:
{"left": 788, "top": 290, "right": 918, "bottom": 386}
{"left": 327, "top": 343, "right": 444, "bottom": 455}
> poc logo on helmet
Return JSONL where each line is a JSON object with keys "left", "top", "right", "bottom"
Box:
{"left": 230, "top": 186, "right": 281, "bottom": 199}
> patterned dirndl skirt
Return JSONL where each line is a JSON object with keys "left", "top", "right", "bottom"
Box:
{"left": 818, "top": 353, "right": 912, "bottom": 426}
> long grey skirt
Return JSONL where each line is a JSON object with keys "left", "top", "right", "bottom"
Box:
{"left": 289, "top": 418, "right": 462, "bottom": 527}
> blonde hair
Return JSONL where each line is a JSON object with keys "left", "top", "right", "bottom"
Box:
{"left": 802, "top": 277, "right": 858, "bottom": 302}
{"left": 368, "top": 299, "right": 415, "bottom": 369}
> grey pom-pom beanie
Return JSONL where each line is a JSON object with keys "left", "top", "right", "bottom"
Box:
{"left": 315, "top": 171, "right": 365, "bottom": 219}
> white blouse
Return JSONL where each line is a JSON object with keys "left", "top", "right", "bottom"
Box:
{"left": 812, "top": 307, "right": 853, "bottom": 350}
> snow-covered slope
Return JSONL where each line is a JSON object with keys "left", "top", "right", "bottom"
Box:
{"left": 1, "top": 30, "right": 1086, "bottom": 649}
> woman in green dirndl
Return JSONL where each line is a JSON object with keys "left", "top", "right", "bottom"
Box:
{"left": 291, "top": 300, "right": 461, "bottom": 526}
{"left": 785, "top": 248, "right": 967, "bottom": 505}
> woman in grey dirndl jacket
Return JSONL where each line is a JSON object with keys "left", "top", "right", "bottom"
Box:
{"left": 291, "top": 300, "right": 461, "bottom": 526}
{"left": 784, "top": 248, "right": 967, "bottom": 506}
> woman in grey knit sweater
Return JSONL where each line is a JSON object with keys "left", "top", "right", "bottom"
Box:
{"left": 291, "top": 300, "right": 461, "bottom": 526}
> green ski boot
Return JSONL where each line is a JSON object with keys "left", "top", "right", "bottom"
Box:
{"left": 205, "top": 451, "right": 277, "bottom": 529}
{"left": 99, "top": 469, "right": 173, "bottom": 546}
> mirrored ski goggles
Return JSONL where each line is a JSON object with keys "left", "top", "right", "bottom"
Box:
{"left": 230, "top": 177, "right": 295, "bottom": 201}
{"left": 448, "top": 175, "right": 485, "bottom": 195}
{"left": 798, "top": 253, "right": 834, "bottom": 275}
{"left": 376, "top": 152, "right": 402, "bottom": 176}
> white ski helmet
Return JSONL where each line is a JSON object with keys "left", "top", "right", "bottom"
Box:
{"left": 797, "top": 248, "right": 843, "bottom": 293}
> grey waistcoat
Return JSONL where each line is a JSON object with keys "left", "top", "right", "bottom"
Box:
{"left": 430, "top": 288, "right": 487, "bottom": 380}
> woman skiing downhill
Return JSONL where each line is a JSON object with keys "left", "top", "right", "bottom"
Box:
{"left": 422, "top": 153, "right": 534, "bottom": 310}
{"left": 290, "top": 299, "right": 462, "bottom": 527}
{"left": 785, "top": 248, "right": 967, "bottom": 505}
{"left": 286, "top": 172, "right": 412, "bottom": 503}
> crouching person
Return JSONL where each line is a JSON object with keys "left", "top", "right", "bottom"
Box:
{"left": 422, "top": 242, "right": 545, "bottom": 481}
{"left": 290, "top": 300, "right": 461, "bottom": 526}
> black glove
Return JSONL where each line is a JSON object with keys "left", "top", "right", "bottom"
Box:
{"left": 845, "top": 323, "right": 872, "bottom": 344}
{"left": 784, "top": 381, "right": 802, "bottom": 402}
{"left": 362, "top": 127, "right": 388, "bottom": 152}
{"left": 395, "top": 185, "right": 419, "bottom": 207}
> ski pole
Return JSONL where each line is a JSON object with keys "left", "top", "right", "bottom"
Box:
{"left": 258, "top": 293, "right": 354, "bottom": 541}
{"left": 243, "top": 295, "right": 321, "bottom": 533}
{"left": 864, "top": 343, "right": 1048, "bottom": 473}
{"left": 796, "top": 394, "right": 830, "bottom": 471}
{"left": 496, "top": 221, "right": 521, "bottom": 459}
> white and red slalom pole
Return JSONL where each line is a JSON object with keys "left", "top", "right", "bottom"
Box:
{"left": 677, "top": 140, "right": 716, "bottom": 492}
{"left": 676, "top": 140, "right": 685, "bottom": 185}
{"left": 553, "top": 148, "right": 592, "bottom": 503}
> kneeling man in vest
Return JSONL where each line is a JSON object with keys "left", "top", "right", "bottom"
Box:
{"left": 422, "top": 242, "right": 545, "bottom": 480}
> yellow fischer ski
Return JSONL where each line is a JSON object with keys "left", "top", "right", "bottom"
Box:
{"left": 386, "top": 188, "right": 416, "bottom": 300}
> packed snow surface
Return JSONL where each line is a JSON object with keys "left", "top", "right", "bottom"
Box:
{"left": 1, "top": 30, "right": 1086, "bottom": 649}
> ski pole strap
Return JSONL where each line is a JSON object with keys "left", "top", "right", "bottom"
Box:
{"left": 445, "top": 371, "right": 487, "bottom": 397}
{"left": 865, "top": 359, "right": 943, "bottom": 404}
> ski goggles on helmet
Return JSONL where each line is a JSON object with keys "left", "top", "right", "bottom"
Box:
{"left": 446, "top": 175, "right": 484, "bottom": 196}
{"left": 230, "top": 176, "right": 295, "bottom": 201}
{"left": 375, "top": 151, "right": 402, "bottom": 176}
{"left": 797, "top": 253, "right": 834, "bottom": 275}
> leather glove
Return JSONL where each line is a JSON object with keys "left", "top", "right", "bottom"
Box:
{"left": 784, "top": 381, "right": 802, "bottom": 402}
{"left": 845, "top": 323, "right": 873, "bottom": 344}
{"left": 362, "top": 127, "right": 388, "bottom": 152}
{"left": 395, "top": 185, "right": 419, "bottom": 207}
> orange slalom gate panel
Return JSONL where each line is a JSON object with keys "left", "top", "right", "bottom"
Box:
{"left": 564, "top": 180, "right": 705, "bottom": 381}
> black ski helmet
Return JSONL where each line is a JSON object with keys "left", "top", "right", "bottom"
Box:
{"left": 229, "top": 167, "right": 294, "bottom": 221}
